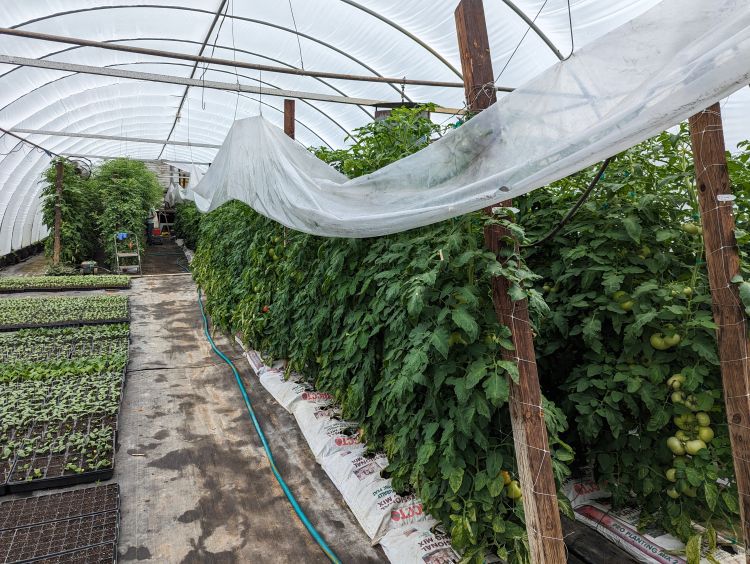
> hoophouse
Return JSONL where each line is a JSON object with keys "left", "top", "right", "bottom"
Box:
{"left": 0, "top": 1, "right": 749, "bottom": 563}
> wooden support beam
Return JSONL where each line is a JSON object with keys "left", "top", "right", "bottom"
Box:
{"left": 688, "top": 103, "right": 750, "bottom": 551}
{"left": 284, "top": 99, "right": 296, "bottom": 140}
{"left": 52, "top": 160, "right": 63, "bottom": 266}
{"left": 455, "top": 1, "right": 566, "bottom": 562}
{"left": 455, "top": 0, "right": 498, "bottom": 112}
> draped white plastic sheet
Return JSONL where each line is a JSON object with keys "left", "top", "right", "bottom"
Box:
{"left": 193, "top": 0, "right": 750, "bottom": 237}
{"left": 165, "top": 163, "right": 205, "bottom": 206}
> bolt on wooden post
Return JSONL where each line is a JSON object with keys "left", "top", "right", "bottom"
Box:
{"left": 689, "top": 104, "right": 750, "bottom": 552}
{"left": 454, "top": 0, "right": 566, "bottom": 562}
{"left": 52, "top": 159, "right": 63, "bottom": 265}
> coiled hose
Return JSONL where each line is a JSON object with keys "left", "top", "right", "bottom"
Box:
{"left": 196, "top": 287, "right": 342, "bottom": 564}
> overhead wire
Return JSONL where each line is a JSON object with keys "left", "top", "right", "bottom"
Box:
{"left": 494, "top": 0, "right": 550, "bottom": 83}
{"left": 288, "top": 0, "right": 305, "bottom": 70}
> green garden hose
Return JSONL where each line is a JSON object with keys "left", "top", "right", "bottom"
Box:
{"left": 196, "top": 288, "right": 342, "bottom": 564}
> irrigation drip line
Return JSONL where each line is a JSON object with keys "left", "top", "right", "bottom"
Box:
{"left": 196, "top": 286, "right": 342, "bottom": 564}
{"left": 522, "top": 156, "right": 614, "bottom": 248}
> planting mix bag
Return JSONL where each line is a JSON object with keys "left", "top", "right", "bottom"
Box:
{"left": 564, "top": 478, "right": 744, "bottom": 564}
{"left": 321, "top": 446, "right": 389, "bottom": 491}
{"left": 293, "top": 401, "right": 361, "bottom": 462}
{"left": 345, "top": 478, "right": 429, "bottom": 543}
{"left": 257, "top": 367, "right": 312, "bottom": 413}
{"left": 380, "top": 520, "right": 460, "bottom": 564}
{"left": 244, "top": 350, "right": 264, "bottom": 373}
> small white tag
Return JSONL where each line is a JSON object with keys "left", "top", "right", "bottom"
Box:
{"left": 717, "top": 194, "right": 735, "bottom": 202}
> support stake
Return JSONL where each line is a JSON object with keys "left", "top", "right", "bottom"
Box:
{"left": 284, "top": 99, "right": 296, "bottom": 140}
{"left": 455, "top": 1, "right": 565, "bottom": 562}
{"left": 52, "top": 160, "right": 63, "bottom": 266}
{"left": 689, "top": 103, "right": 750, "bottom": 551}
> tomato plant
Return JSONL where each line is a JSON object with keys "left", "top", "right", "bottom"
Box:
{"left": 518, "top": 125, "right": 747, "bottom": 543}
{"left": 42, "top": 157, "right": 162, "bottom": 267}
{"left": 187, "top": 106, "right": 572, "bottom": 563}
{"left": 173, "top": 201, "right": 203, "bottom": 249}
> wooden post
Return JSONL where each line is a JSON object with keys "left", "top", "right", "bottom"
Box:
{"left": 284, "top": 99, "right": 295, "bottom": 139}
{"left": 455, "top": 1, "right": 565, "bottom": 562}
{"left": 689, "top": 104, "right": 750, "bottom": 550}
{"left": 52, "top": 160, "right": 63, "bottom": 265}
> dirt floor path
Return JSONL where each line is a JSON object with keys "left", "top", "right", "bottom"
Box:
{"left": 117, "top": 274, "right": 385, "bottom": 563}
{"left": 0, "top": 252, "right": 47, "bottom": 276}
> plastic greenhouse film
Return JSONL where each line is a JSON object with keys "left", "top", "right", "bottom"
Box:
{"left": 292, "top": 401, "right": 362, "bottom": 463}
{"left": 193, "top": 0, "right": 750, "bottom": 237}
{"left": 379, "top": 521, "right": 460, "bottom": 564}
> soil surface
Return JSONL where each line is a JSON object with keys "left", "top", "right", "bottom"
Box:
{"left": 115, "top": 272, "right": 385, "bottom": 562}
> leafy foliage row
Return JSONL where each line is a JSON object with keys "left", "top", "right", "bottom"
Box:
{"left": 520, "top": 126, "right": 748, "bottom": 546}
{"left": 182, "top": 109, "right": 747, "bottom": 558}
{"left": 188, "top": 107, "right": 569, "bottom": 562}
{"left": 41, "top": 158, "right": 162, "bottom": 266}
{"left": 173, "top": 201, "right": 203, "bottom": 250}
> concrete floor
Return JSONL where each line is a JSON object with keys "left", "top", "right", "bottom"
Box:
{"left": 117, "top": 274, "right": 386, "bottom": 563}
{"left": 0, "top": 252, "right": 47, "bottom": 276}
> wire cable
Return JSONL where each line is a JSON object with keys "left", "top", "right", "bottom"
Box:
{"left": 522, "top": 156, "right": 614, "bottom": 248}
{"left": 196, "top": 287, "right": 342, "bottom": 564}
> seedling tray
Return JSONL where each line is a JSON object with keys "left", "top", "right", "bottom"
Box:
{"left": 0, "top": 511, "right": 118, "bottom": 563}
{"left": 0, "top": 317, "right": 130, "bottom": 333}
{"left": 7, "top": 418, "right": 117, "bottom": 495}
{"left": 0, "top": 336, "right": 129, "bottom": 364}
{"left": 0, "top": 484, "right": 119, "bottom": 531}
{"left": 27, "top": 541, "right": 117, "bottom": 563}
{"left": 0, "top": 461, "right": 11, "bottom": 496}
{"left": 0, "top": 286, "right": 127, "bottom": 294}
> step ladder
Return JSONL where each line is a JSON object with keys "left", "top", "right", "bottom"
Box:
{"left": 114, "top": 232, "right": 142, "bottom": 274}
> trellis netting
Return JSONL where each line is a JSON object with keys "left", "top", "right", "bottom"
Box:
{"left": 192, "top": 0, "right": 750, "bottom": 237}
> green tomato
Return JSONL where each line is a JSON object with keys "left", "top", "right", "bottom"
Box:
{"left": 675, "top": 430, "right": 690, "bottom": 442}
{"left": 681, "top": 485, "right": 698, "bottom": 497}
{"left": 650, "top": 334, "right": 670, "bottom": 350}
{"left": 685, "top": 439, "right": 707, "bottom": 455}
{"left": 506, "top": 480, "right": 523, "bottom": 500}
{"left": 698, "top": 426, "right": 714, "bottom": 443}
{"left": 667, "top": 373, "right": 685, "bottom": 390}
{"left": 663, "top": 334, "right": 681, "bottom": 348}
{"left": 666, "top": 487, "right": 680, "bottom": 499}
{"left": 673, "top": 415, "right": 688, "bottom": 430}
{"left": 681, "top": 222, "right": 700, "bottom": 234}
{"left": 665, "top": 468, "right": 677, "bottom": 482}
{"left": 612, "top": 291, "right": 629, "bottom": 303}
{"left": 671, "top": 391, "right": 685, "bottom": 404}
{"left": 696, "top": 412, "right": 710, "bottom": 427}
{"left": 682, "top": 287, "right": 693, "bottom": 297}
{"left": 619, "top": 300, "right": 635, "bottom": 311}
{"left": 684, "top": 395, "right": 699, "bottom": 411}
{"left": 667, "top": 436, "right": 685, "bottom": 455}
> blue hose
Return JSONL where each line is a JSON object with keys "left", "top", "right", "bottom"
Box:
{"left": 196, "top": 288, "right": 342, "bottom": 564}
